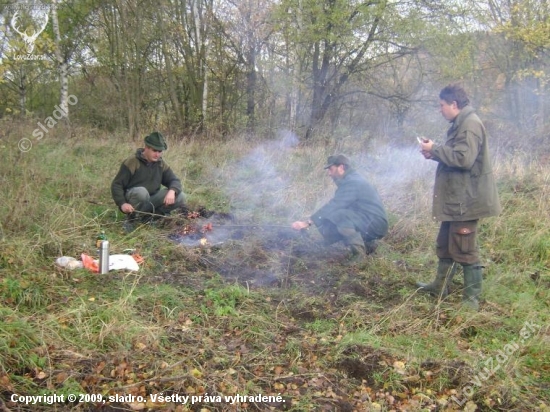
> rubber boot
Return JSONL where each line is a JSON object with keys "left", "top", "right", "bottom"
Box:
{"left": 139, "top": 201, "right": 156, "bottom": 223}
{"left": 338, "top": 228, "right": 367, "bottom": 265}
{"left": 462, "top": 264, "right": 482, "bottom": 311}
{"left": 123, "top": 213, "right": 138, "bottom": 233}
{"left": 416, "top": 258, "right": 456, "bottom": 298}
{"left": 364, "top": 240, "right": 378, "bottom": 255}
{"left": 361, "top": 232, "right": 379, "bottom": 255}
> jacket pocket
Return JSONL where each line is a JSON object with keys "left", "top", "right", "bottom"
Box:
{"left": 443, "top": 202, "right": 464, "bottom": 216}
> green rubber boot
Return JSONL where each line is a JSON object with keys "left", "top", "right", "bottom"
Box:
{"left": 339, "top": 228, "right": 367, "bottom": 265}
{"left": 462, "top": 264, "right": 482, "bottom": 311}
{"left": 416, "top": 258, "right": 456, "bottom": 298}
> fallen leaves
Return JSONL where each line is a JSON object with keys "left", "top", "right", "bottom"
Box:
{"left": 54, "top": 372, "right": 68, "bottom": 384}
{"left": 35, "top": 370, "right": 48, "bottom": 380}
{"left": 127, "top": 401, "right": 146, "bottom": 411}
{"left": 393, "top": 360, "right": 406, "bottom": 375}
{"left": 0, "top": 374, "right": 13, "bottom": 391}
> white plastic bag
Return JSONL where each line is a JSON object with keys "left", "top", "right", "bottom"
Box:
{"left": 108, "top": 254, "right": 140, "bottom": 272}
{"left": 55, "top": 256, "right": 83, "bottom": 270}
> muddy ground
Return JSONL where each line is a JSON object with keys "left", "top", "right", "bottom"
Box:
{"left": 149, "top": 209, "right": 413, "bottom": 306}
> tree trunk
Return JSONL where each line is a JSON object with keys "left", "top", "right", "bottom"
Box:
{"left": 18, "top": 69, "right": 27, "bottom": 116}
{"left": 305, "top": 39, "right": 332, "bottom": 139}
{"left": 51, "top": 0, "right": 70, "bottom": 118}
{"left": 161, "top": 29, "right": 183, "bottom": 126}
{"left": 246, "top": 48, "right": 256, "bottom": 130}
{"left": 202, "top": 47, "right": 208, "bottom": 134}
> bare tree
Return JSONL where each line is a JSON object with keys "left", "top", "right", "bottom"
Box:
{"left": 276, "top": 0, "right": 421, "bottom": 140}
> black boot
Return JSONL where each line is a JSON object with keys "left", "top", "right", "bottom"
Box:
{"left": 122, "top": 213, "right": 139, "bottom": 233}
{"left": 361, "top": 232, "right": 379, "bottom": 255}
{"left": 364, "top": 240, "right": 378, "bottom": 255}
{"left": 417, "top": 258, "right": 456, "bottom": 298}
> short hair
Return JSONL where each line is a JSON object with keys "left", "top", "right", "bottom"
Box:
{"left": 439, "top": 84, "right": 470, "bottom": 109}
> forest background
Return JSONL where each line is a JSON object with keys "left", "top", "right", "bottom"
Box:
{"left": 1, "top": 0, "right": 549, "bottom": 144}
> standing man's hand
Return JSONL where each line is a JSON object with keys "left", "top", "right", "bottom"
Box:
{"left": 419, "top": 139, "right": 434, "bottom": 159}
{"left": 121, "top": 203, "right": 135, "bottom": 214}
{"left": 421, "top": 150, "right": 433, "bottom": 159}
{"left": 292, "top": 220, "right": 311, "bottom": 230}
{"left": 164, "top": 189, "right": 176, "bottom": 206}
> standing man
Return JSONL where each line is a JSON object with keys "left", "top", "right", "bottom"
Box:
{"left": 292, "top": 155, "right": 388, "bottom": 264}
{"left": 417, "top": 84, "right": 501, "bottom": 310}
{"left": 111, "top": 132, "right": 185, "bottom": 232}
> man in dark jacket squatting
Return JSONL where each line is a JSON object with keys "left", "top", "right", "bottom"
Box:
{"left": 111, "top": 132, "right": 185, "bottom": 232}
{"left": 417, "top": 84, "right": 501, "bottom": 310}
{"left": 292, "top": 155, "right": 388, "bottom": 264}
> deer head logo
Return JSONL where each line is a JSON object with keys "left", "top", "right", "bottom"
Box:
{"left": 11, "top": 10, "right": 49, "bottom": 54}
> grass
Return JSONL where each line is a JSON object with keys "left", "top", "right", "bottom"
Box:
{"left": 0, "top": 120, "right": 549, "bottom": 411}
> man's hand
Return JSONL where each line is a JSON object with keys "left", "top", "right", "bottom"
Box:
{"left": 292, "top": 221, "right": 310, "bottom": 230}
{"left": 121, "top": 203, "right": 134, "bottom": 214}
{"left": 419, "top": 139, "right": 434, "bottom": 159}
{"left": 419, "top": 139, "right": 434, "bottom": 152}
{"left": 164, "top": 189, "right": 176, "bottom": 206}
{"left": 421, "top": 150, "right": 433, "bottom": 159}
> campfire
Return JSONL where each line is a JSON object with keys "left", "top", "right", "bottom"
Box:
{"left": 168, "top": 210, "right": 234, "bottom": 248}
{"left": 163, "top": 208, "right": 344, "bottom": 289}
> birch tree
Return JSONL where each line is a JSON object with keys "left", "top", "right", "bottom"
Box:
{"left": 51, "top": 0, "right": 69, "bottom": 117}
{"left": 167, "top": 0, "right": 213, "bottom": 131}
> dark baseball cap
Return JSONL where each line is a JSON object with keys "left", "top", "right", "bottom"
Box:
{"left": 323, "top": 154, "right": 350, "bottom": 169}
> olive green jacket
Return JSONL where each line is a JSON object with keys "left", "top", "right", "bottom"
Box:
{"left": 430, "top": 106, "right": 501, "bottom": 221}
{"left": 111, "top": 149, "right": 182, "bottom": 208}
{"left": 311, "top": 168, "right": 388, "bottom": 238}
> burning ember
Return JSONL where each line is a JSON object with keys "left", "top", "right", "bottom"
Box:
{"left": 169, "top": 211, "right": 232, "bottom": 248}
{"left": 166, "top": 209, "right": 315, "bottom": 288}
{"left": 177, "top": 222, "right": 212, "bottom": 236}
{"left": 169, "top": 208, "right": 302, "bottom": 252}
{"left": 187, "top": 211, "right": 201, "bottom": 219}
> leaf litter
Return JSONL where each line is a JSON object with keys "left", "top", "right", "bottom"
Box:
{"left": 2, "top": 208, "right": 537, "bottom": 411}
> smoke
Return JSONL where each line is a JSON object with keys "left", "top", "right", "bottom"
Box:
{"left": 218, "top": 128, "right": 437, "bottom": 224}
{"left": 171, "top": 132, "right": 438, "bottom": 289}
{"left": 353, "top": 143, "right": 438, "bottom": 217}
{"left": 222, "top": 129, "right": 300, "bottom": 222}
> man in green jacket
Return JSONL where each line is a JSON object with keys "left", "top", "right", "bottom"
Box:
{"left": 417, "top": 84, "right": 501, "bottom": 310}
{"left": 292, "top": 155, "right": 388, "bottom": 263}
{"left": 111, "top": 132, "right": 185, "bottom": 232}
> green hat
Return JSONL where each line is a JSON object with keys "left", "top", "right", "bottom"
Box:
{"left": 324, "top": 154, "right": 350, "bottom": 169}
{"left": 144, "top": 132, "right": 167, "bottom": 151}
